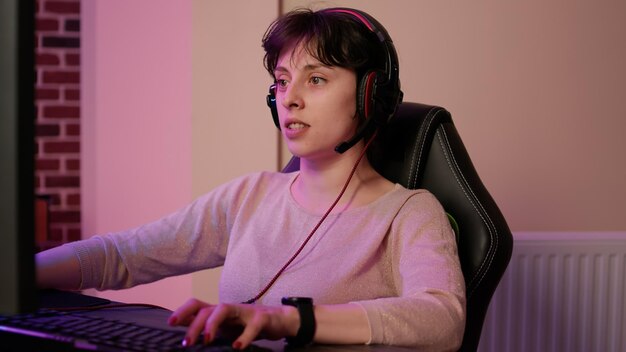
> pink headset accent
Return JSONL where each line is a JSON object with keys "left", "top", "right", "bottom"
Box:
{"left": 324, "top": 8, "right": 374, "bottom": 31}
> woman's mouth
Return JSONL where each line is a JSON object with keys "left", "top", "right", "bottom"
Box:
{"left": 287, "top": 122, "right": 308, "bottom": 130}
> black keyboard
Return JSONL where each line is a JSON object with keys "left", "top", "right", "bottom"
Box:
{"left": 0, "top": 309, "right": 235, "bottom": 351}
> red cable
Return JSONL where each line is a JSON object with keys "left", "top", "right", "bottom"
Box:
{"left": 244, "top": 131, "right": 378, "bottom": 304}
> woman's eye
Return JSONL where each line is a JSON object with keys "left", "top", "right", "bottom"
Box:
{"left": 310, "top": 77, "right": 325, "bottom": 85}
{"left": 276, "top": 79, "right": 289, "bottom": 91}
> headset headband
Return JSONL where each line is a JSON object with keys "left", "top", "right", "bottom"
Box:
{"left": 322, "top": 8, "right": 401, "bottom": 94}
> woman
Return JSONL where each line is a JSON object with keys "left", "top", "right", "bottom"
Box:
{"left": 36, "top": 7, "right": 465, "bottom": 351}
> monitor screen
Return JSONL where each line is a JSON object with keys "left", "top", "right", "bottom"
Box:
{"left": 0, "top": 0, "right": 37, "bottom": 315}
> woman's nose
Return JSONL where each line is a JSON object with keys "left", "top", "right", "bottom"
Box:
{"left": 281, "top": 84, "right": 304, "bottom": 110}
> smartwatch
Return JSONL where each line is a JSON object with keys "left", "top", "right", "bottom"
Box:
{"left": 281, "top": 297, "right": 316, "bottom": 347}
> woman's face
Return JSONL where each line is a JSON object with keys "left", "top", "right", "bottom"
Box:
{"left": 274, "top": 44, "right": 358, "bottom": 161}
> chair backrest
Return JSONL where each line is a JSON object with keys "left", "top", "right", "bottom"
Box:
{"left": 283, "top": 102, "right": 514, "bottom": 352}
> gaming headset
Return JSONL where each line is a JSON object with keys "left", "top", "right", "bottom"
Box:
{"left": 265, "top": 7, "right": 404, "bottom": 154}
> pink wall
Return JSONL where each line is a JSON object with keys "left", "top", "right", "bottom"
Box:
{"left": 81, "top": 0, "right": 278, "bottom": 309}
{"left": 82, "top": 0, "right": 193, "bottom": 309}
{"left": 401, "top": 1, "right": 626, "bottom": 231}
{"left": 189, "top": 1, "right": 278, "bottom": 302}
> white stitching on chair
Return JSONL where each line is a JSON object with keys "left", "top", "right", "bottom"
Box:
{"left": 408, "top": 107, "right": 440, "bottom": 188}
{"left": 436, "top": 128, "right": 498, "bottom": 297}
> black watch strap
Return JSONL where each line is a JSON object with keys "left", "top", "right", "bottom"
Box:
{"left": 281, "top": 297, "right": 316, "bottom": 346}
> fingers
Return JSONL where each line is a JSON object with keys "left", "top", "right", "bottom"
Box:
{"left": 186, "top": 305, "right": 217, "bottom": 346}
{"left": 203, "top": 304, "right": 242, "bottom": 344}
{"left": 173, "top": 301, "right": 244, "bottom": 348}
{"left": 232, "top": 313, "right": 267, "bottom": 349}
{"left": 168, "top": 298, "right": 208, "bottom": 326}
{"left": 169, "top": 300, "right": 287, "bottom": 350}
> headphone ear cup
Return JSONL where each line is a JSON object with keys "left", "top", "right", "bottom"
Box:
{"left": 357, "top": 71, "right": 378, "bottom": 123}
{"left": 266, "top": 84, "right": 280, "bottom": 130}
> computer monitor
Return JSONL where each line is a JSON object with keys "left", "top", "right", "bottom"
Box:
{"left": 0, "top": 0, "right": 37, "bottom": 315}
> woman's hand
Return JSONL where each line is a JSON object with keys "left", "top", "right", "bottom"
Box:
{"left": 168, "top": 298, "right": 299, "bottom": 349}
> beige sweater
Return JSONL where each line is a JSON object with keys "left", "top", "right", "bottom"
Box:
{"left": 69, "top": 171, "right": 465, "bottom": 350}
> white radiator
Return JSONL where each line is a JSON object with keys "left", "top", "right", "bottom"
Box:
{"left": 478, "top": 232, "right": 626, "bottom": 352}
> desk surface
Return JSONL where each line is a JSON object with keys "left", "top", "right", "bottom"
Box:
{"left": 36, "top": 290, "right": 414, "bottom": 352}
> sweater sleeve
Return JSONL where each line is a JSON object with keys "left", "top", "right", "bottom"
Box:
{"left": 66, "top": 176, "right": 249, "bottom": 291}
{"left": 354, "top": 191, "right": 466, "bottom": 351}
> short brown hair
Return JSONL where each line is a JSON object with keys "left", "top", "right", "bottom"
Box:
{"left": 262, "top": 8, "right": 386, "bottom": 81}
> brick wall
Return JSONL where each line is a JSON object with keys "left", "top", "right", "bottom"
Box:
{"left": 35, "top": 0, "right": 81, "bottom": 250}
